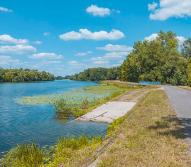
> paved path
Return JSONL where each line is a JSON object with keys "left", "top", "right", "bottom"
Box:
{"left": 164, "top": 86, "right": 191, "bottom": 151}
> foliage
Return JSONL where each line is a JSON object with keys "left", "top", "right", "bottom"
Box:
{"left": 187, "top": 60, "right": 191, "bottom": 86}
{"left": 0, "top": 68, "right": 54, "bottom": 82}
{"left": 182, "top": 38, "right": 191, "bottom": 58}
{"left": 65, "top": 67, "right": 120, "bottom": 81}
{"left": 120, "top": 31, "right": 188, "bottom": 85}
{"left": 1, "top": 143, "right": 44, "bottom": 167}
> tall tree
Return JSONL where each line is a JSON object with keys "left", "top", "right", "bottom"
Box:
{"left": 120, "top": 31, "right": 188, "bottom": 85}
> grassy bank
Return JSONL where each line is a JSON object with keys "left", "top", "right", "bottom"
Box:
{"left": 1, "top": 136, "right": 103, "bottom": 167}
{"left": 97, "top": 90, "right": 191, "bottom": 167}
{"left": 19, "top": 82, "right": 142, "bottom": 118}
{"left": 2, "top": 88, "right": 190, "bottom": 166}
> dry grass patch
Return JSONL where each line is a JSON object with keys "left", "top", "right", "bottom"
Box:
{"left": 98, "top": 90, "right": 191, "bottom": 167}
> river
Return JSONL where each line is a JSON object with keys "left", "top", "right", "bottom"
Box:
{"left": 0, "top": 80, "right": 107, "bottom": 154}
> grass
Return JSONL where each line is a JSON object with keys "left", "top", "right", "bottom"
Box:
{"left": 96, "top": 90, "right": 191, "bottom": 167}
{"left": 1, "top": 137, "right": 102, "bottom": 167}
{"left": 46, "top": 136, "right": 102, "bottom": 167}
{"left": 1, "top": 143, "right": 44, "bottom": 167}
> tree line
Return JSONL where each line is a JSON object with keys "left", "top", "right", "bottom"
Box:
{"left": 67, "top": 31, "right": 191, "bottom": 86}
{"left": 0, "top": 68, "right": 55, "bottom": 82}
{"left": 65, "top": 67, "right": 120, "bottom": 81}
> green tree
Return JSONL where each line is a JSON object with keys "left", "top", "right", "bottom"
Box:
{"left": 120, "top": 31, "right": 188, "bottom": 85}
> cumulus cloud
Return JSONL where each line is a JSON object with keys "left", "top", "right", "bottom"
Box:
{"left": 43, "top": 32, "right": 50, "bottom": 36}
{"left": 149, "top": 0, "right": 191, "bottom": 20}
{"left": 144, "top": 33, "right": 159, "bottom": 41}
{"left": 103, "top": 52, "right": 128, "bottom": 60}
{"left": 0, "top": 34, "right": 28, "bottom": 44}
{"left": 91, "top": 57, "right": 109, "bottom": 65}
{"left": 0, "top": 45, "right": 36, "bottom": 54}
{"left": 91, "top": 51, "right": 126, "bottom": 64}
{"left": 0, "top": 6, "right": 12, "bottom": 13}
{"left": 97, "top": 44, "right": 133, "bottom": 52}
{"left": 176, "top": 36, "right": 187, "bottom": 45}
{"left": 59, "top": 29, "right": 125, "bottom": 41}
{"left": 95, "top": 44, "right": 132, "bottom": 62}
{"left": 76, "top": 51, "right": 92, "bottom": 57}
{"left": 86, "top": 4, "right": 111, "bottom": 17}
{"left": 32, "top": 52, "right": 63, "bottom": 60}
{"left": 33, "top": 40, "right": 42, "bottom": 45}
{"left": 0, "top": 55, "right": 20, "bottom": 65}
{"left": 148, "top": 2, "right": 158, "bottom": 11}
{"left": 68, "top": 60, "right": 84, "bottom": 68}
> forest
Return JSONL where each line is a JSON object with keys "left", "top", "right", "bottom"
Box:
{"left": 0, "top": 68, "right": 55, "bottom": 82}
{"left": 68, "top": 31, "right": 191, "bottom": 86}
{"left": 65, "top": 67, "right": 120, "bottom": 81}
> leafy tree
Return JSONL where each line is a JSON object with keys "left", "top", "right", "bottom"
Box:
{"left": 120, "top": 31, "right": 188, "bottom": 85}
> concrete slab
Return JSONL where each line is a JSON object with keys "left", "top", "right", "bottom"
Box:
{"left": 78, "top": 101, "right": 136, "bottom": 123}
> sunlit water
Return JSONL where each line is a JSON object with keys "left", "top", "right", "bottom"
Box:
{"left": 0, "top": 80, "right": 108, "bottom": 154}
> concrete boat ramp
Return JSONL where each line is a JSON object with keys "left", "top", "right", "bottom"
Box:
{"left": 78, "top": 101, "right": 136, "bottom": 123}
{"left": 78, "top": 88, "right": 149, "bottom": 123}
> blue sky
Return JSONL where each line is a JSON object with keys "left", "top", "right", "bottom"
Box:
{"left": 0, "top": 0, "right": 191, "bottom": 76}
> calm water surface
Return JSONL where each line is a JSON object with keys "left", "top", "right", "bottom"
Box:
{"left": 0, "top": 80, "right": 108, "bottom": 154}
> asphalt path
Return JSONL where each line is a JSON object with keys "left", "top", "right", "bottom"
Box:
{"left": 164, "top": 86, "right": 191, "bottom": 152}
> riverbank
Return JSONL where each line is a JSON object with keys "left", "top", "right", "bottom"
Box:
{"left": 2, "top": 82, "right": 190, "bottom": 167}
{"left": 1, "top": 81, "right": 143, "bottom": 166}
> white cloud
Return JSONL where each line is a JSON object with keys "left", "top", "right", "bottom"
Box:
{"left": 0, "top": 55, "right": 20, "bottom": 65}
{"left": 93, "top": 60, "right": 109, "bottom": 65}
{"left": 43, "top": 32, "right": 50, "bottom": 36}
{"left": 32, "top": 52, "right": 63, "bottom": 60}
{"left": 59, "top": 29, "right": 125, "bottom": 41}
{"left": 0, "top": 34, "right": 28, "bottom": 44}
{"left": 177, "top": 36, "right": 187, "bottom": 45}
{"left": 148, "top": 2, "right": 158, "bottom": 11}
{"left": 68, "top": 60, "right": 83, "bottom": 68}
{"left": 91, "top": 57, "right": 109, "bottom": 65}
{"left": 33, "top": 40, "right": 42, "bottom": 45}
{"left": 144, "top": 33, "right": 159, "bottom": 41}
{"left": 149, "top": 0, "right": 191, "bottom": 20}
{"left": 86, "top": 4, "right": 111, "bottom": 17}
{"left": 0, "top": 6, "right": 12, "bottom": 13}
{"left": 76, "top": 51, "right": 92, "bottom": 56}
{"left": 103, "top": 52, "right": 128, "bottom": 60}
{"left": 97, "top": 44, "right": 133, "bottom": 52}
{"left": 0, "top": 45, "right": 36, "bottom": 54}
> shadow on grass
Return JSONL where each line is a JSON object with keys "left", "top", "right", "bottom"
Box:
{"left": 148, "top": 115, "right": 191, "bottom": 139}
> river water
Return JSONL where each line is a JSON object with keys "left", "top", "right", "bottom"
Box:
{"left": 0, "top": 80, "right": 107, "bottom": 154}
